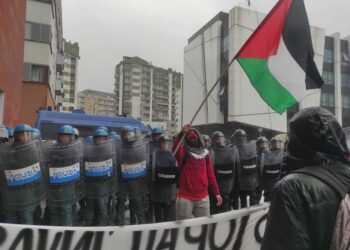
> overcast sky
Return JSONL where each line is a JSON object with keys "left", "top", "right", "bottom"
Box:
{"left": 62, "top": 0, "right": 350, "bottom": 93}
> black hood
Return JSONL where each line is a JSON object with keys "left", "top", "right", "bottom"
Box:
{"left": 288, "top": 107, "right": 349, "bottom": 165}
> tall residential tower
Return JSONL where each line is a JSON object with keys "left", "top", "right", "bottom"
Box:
{"left": 114, "top": 57, "right": 182, "bottom": 134}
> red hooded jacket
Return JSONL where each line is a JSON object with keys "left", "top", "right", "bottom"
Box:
{"left": 173, "top": 131, "right": 219, "bottom": 200}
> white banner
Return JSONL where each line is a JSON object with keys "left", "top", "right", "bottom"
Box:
{"left": 0, "top": 204, "right": 269, "bottom": 250}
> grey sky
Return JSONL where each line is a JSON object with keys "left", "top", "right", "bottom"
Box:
{"left": 62, "top": 0, "right": 350, "bottom": 93}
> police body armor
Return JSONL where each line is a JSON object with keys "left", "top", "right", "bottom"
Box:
{"left": 46, "top": 139, "right": 84, "bottom": 207}
{"left": 261, "top": 149, "right": 283, "bottom": 192}
{"left": 84, "top": 139, "right": 117, "bottom": 199}
{"left": 211, "top": 146, "right": 237, "bottom": 194}
{"left": 151, "top": 149, "right": 178, "bottom": 202}
{"left": 237, "top": 141, "right": 259, "bottom": 191}
{"left": 118, "top": 138, "right": 149, "bottom": 199}
{"left": 0, "top": 140, "right": 47, "bottom": 211}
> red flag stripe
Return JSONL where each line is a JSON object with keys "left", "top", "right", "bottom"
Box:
{"left": 237, "top": 0, "right": 293, "bottom": 59}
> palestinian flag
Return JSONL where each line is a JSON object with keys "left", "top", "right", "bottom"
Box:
{"left": 236, "top": 0, "right": 324, "bottom": 114}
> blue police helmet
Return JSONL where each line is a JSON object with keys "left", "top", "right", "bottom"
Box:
{"left": 121, "top": 125, "right": 134, "bottom": 133}
{"left": 94, "top": 128, "right": 109, "bottom": 137}
{"left": 97, "top": 126, "right": 109, "bottom": 133}
{"left": 152, "top": 127, "right": 163, "bottom": 134}
{"left": 32, "top": 128, "right": 41, "bottom": 137}
{"left": 57, "top": 125, "right": 74, "bottom": 135}
{"left": 110, "top": 131, "right": 120, "bottom": 139}
{"left": 86, "top": 136, "right": 93, "bottom": 144}
{"left": 7, "top": 128, "right": 14, "bottom": 137}
{"left": 14, "top": 124, "right": 32, "bottom": 134}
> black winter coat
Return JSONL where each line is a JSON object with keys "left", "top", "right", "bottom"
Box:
{"left": 261, "top": 162, "right": 350, "bottom": 250}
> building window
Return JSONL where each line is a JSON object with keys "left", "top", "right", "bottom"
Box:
{"left": 321, "top": 93, "right": 335, "bottom": 107}
{"left": 25, "top": 22, "right": 51, "bottom": 43}
{"left": 324, "top": 49, "right": 334, "bottom": 63}
{"left": 342, "top": 96, "right": 350, "bottom": 108}
{"left": 23, "top": 63, "right": 49, "bottom": 83}
{"left": 342, "top": 74, "right": 350, "bottom": 87}
{"left": 322, "top": 71, "right": 334, "bottom": 85}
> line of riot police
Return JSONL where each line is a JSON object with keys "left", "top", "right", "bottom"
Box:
{"left": 0, "top": 123, "right": 285, "bottom": 226}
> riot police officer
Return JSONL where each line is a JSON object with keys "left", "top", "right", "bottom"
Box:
{"left": 202, "top": 134, "right": 211, "bottom": 150}
{"left": 0, "top": 124, "right": 46, "bottom": 224}
{"left": 231, "top": 129, "right": 259, "bottom": 209}
{"left": 7, "top": 128, "right": 14, "bottom": 143}
{"left": 134, "top": 127, "right": 143, "bottom": 139}
{"left": 32, "top": 128, "right": 41, "bottom": 140}
{"left": 83, "top": 128, "right": 117, "bottom": 226}
{"left": 116, "top": 126, "right": 148, "bottom": 225}
{"left": 210, "top": 131, "right": 237, "bottom": 214}
{"left": 255, "top": 137, "right": 269, "bottom": 204}
{"left": 151, "top": 135, "right": 178, "bottom": 222}
{"left": 260, "top": 137, "right": 283, "bottom": 202}
{"left": 151, "top": 127, "right": 163, "bottom": 143}
{"left": 0, "top": 125, "right": 8, "bottom": 144}
{"left": 73, "top": 128, "right": 80, "bottom": 140}
{"left": 46, "top": 125, "right": 84, "bottom": 226}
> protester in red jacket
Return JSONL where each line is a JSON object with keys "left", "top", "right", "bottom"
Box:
{"left": 173, "top": 124, "right": 222, "bottom": 220}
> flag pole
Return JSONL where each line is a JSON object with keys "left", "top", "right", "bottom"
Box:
{"left": 173, "top": 0, "right": 284, "bottom": 156}
{"left": 173, "top": 56, "right": 236, "bottom": 156}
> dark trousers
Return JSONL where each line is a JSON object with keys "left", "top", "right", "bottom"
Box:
{"left": 48, "top": 205, "right": 73, "bottom": 226}
{"left": 116, "top": 197, "right": 145, "bottom": 226}
{"left": 231, "top": 171, "right": 240, "bottom": 210}
{"left": 84, "top": 197, "right": 109, "bottom": 226}
{"left": 263, "top": 191, "right": 272, "bottom": 202}
{"left": 240, "top": 190, "right": 259, "bottom": 208}
{"left": 153, "top": 201, "right": 176, "bottom": 222}
{"left": 5, "top": 207, "right": 35, "bottom": 225}
{"left": 210, "top": 194, "right": 230, "bottom": 215}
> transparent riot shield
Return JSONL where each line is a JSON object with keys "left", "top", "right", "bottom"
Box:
{"left": 261, "top": 150, "right": 282, "bottom": 192}
{"left": 83, "top": 139, "right": 117, "bottom": 199}
{"left": 0, "top": 140, "right": 47, "bottom": 211}
{"left": 237, "top": 141, "right": 259, "bottom": 191}
{"left": 118, "top": 138, "right": 150, "bottom": 199}
{"left": 45, "top": 139, "right": 84, "bottom": 207}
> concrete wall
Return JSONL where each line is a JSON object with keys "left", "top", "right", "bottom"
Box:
{"left": 183, "top": 20, "right": 224, "bottom": 126}
{"left": 0, "top": 0, "right": 26, "bottom": 127}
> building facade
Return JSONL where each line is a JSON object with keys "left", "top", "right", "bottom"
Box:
{"left": 77, "top": 89, "right": 115, "bottom": 116}
{"left": 60, "top": 40, "right": 80, "bottom": 112}
{"left": 0, "top": 0, "right": 27, "bottom": 127}
{"left": 114, "top": 57, "right": 182, "bottom": 134}
{"left": 183, "top": 6, "right": 325, "bottom": 139}
{"left": 20, "top": 0, "right": 64, "bottom": 126}
{"left": 320, "top": 34, "right": 350, "bottom": 127}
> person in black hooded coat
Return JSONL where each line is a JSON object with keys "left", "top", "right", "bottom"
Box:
{"left": 261, "top": 107, "right": 350, "bottom": 250}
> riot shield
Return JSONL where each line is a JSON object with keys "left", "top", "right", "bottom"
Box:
{"left": 118, "top": 138, "right": 149, "bottom": 199}
{"left": 0, "top": 140, "right": 47, "bottom": 211}
{"left": 211, "top": 147, "right": 237, "bottom": 195}
{"left": 261, "top": 150, "right": 283, "bottom": 192}
{"left": 152, "top": 149, "right": 178, "bottom": 184}
{"left": 237, "top": 141, "right": 259, "bottom": 191}
{"left": 151, "top": 149, "right": 178, "bottom": 203}
{"left": 46, "top": 139, "right": 84, "bottom": 207}
{"left": 83, "top": 139, "right": 117, "bottom": 199}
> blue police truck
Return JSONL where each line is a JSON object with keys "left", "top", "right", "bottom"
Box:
{"left": 35, "top": 110, "right": 150, "bottom": 140}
